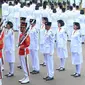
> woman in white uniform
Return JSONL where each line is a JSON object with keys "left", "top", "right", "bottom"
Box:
{"left": 56, "top": 20, "right": 68, "bottom": 71}
{"left": 4, "top": 21, "right": 15, "bottom": 77}
{"left": 71, "top": 22, "right": 83, "bottom": 77}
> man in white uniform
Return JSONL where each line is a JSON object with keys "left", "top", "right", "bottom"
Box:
{"left": 8, "top": 2, "right": 14, "bottom": 25}
{"left": 2, "top": 0, "right": 9, "bottom": 25}
{"left": 29, "top": 19, "right": 40, "bottom": 74}
{"left": 13, "top": 1, "right": 20, "bottom": 31}
{"left": 43, "top": 22, "right": 55, "bottom": 81}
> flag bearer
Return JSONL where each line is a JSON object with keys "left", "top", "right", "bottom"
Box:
{"left": 18, "top": 22, "right": 30, "bottom": 84}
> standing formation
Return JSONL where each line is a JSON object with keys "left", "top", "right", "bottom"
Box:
{"left": 0, "top": 0, "right": 85, "bottom": 85}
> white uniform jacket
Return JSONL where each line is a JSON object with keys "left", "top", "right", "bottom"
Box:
{"left": 2, "top": 3, "right": 9, "bottom": 17}
{"left": 43, "top": 29, "right": 55, "bottom": 55}
{"left": 29, "top": 26, "right": 39, "bottom": 50}
{"left": 71, "top": 30, "right": 82, "bottom": 54}
{"left": 56, "top": 27, "right": 67, "bottom": 49}
{"left": 4, "top": 29, "right": 15, "bottom": 62}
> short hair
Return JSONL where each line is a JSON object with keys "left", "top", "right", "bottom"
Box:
{"left": 51, "top": 4, "right": 54, "bottom": 10}
{"left": 73, "top": 3, "right": 76, "bottom": 7}
{"left": 62, "top": 8, "right": 66, "bottom": 12}
{"left": 14, "top": 0, "right": 18, "bottom": 5}
{"left": 35, "top": 5, "right": 39, "bottom": 10}
{"left": 42, "top": 17, "right": 48, "bottom": 22}
{"left": 74, "top": 22, "right": 80, "bottom": 29}
{"left": 57, "top": 20, "right": 65, "bottom": 27}
{"left": 63, "top": 1, "right": 66, "bottom": 6}
{"left": 20, "top": 3, "right": 24, "bottom": 8}
{"left": 27, "top": 3, "right": 30, "bottom": 7}
{"left": 9, "top": 2, "right": 13, "bottom": 6}
{"left": 76, "top": 6, "right": 79, "bottom": 9}
{"left": 80, "top": 10, "right": 84, "bottom": 14}
{"left": 6, "top": 21, "right": 13, "bottom": 28}
{"left": 69, "top": 6, "right": 73, "bottom": 11}
{"left": 43, "top": 4, "right": 46, "bottom": 9}
{"left": 53, "top": 8, "right": 56, "bottom": 13}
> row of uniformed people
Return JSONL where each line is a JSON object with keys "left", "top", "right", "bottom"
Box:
{"left": 2, "top": 0, "right": 85, "bottom": 31}
{"left": 0, "top": 16, "right": 83, "bottom": 84}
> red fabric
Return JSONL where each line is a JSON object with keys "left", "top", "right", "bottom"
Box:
{"left": 19, "top": 33, "right": 30, "bottom": 55}
{"left": 0, "top": 31, "right": 4, "bottom": 58}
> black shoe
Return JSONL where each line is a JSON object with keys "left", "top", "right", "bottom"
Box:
{"left": 82, "top": 42, "right": 84, "bottom": 44}
{"left": 30, "top": 70, "right": 40, "bottom": 74}
{"left": 40, "top": 63, "right": 46, "bottom": 66}
{"left": 17, "top": 66, "right": 22, "bottom": 69}
{"left": 59, "top": 67, "right": 65, "bottom": 71}
{"left": 74, "top": 73, "right": 81, "bottom": 78}
{"left": 43, "top": 76, "right": 49, "bottom": 80}
{"left": 71, "top": 73, "right": 77, "bottom": 76}
{"left": 7, "top": 74, "right": 14, "bottom": 77}
{"left": 56, "top": 67, "right": 65, "bottom": 71}
{"left": 68, "top": 40, "right": 71, "bottom": 42}
{"left": 46, "top": 77, "right": 54, "bottom": 81}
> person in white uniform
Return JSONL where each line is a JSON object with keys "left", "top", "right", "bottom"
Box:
{"left": 71, "top": 22, "right": 83, "bottom": 77}
{"left": 56, "top": 20, "right": 68, "bottom": 71}
{"left": 66, "top": 6, "right": 75, "bottom": 41}
{"left": 2, "top": 0, "right": 9, "bottom": 25}
{"left": 8, "top": 2, "right": 14, "bottom": 25}
{"left": 43, "top": 22, "right": 55, "bottom": 81}
{"left": 40, "top": 17, "right": 48, "bottom": 66}
{"left": 4, "top": 21, "right": 15, "bottom": 77}
{"left": 51, "top": 8, "right": 58, "bottom": 35}
{"left": 78, "top": 10, "right": 85, "bottom": 44}
{"left": 33, "top": 5, "right": 42, "bottom": 31}
{"left": 13, "top": 1, "right": 20, "bottom": 31}
{"left": 29, "top": 19, "right": 40, "bottom": 74}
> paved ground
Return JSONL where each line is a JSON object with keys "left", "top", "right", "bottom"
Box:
{"left": 2, "top": 32, "right": 85, "bottom": 85}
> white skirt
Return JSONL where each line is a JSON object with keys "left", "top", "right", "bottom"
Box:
{"left": 5, "top": 51, "right": 15, "bottom": 63}
{"left": 57, "top": 48, "right": 68, "bottom": 58}
{"left": 71, "top": 52, "right": 83, "bottom": 65}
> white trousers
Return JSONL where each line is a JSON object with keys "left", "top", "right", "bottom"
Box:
{"left": 44, "top": 54, "right": 54, "bottom": 78}
{"left": 30, "top": 50, "right": 40, "bottom": 71}
{"left": 19, "top": 55, "right": 30, "bottom": 77}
